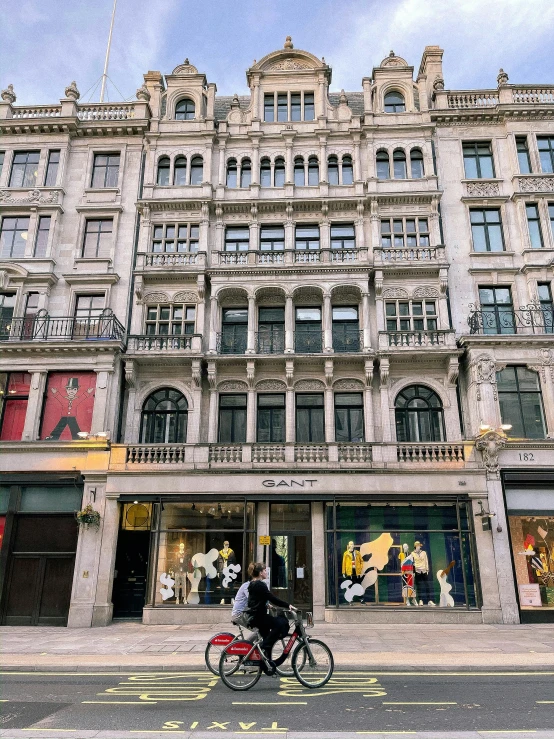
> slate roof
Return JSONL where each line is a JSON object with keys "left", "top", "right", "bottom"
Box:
{"left": 213, "top": 92, "right": 365, "bottom": 122}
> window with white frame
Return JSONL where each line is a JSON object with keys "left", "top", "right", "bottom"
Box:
{"left": 260, "top": 225, "right": 284, "bottom": 251}
{"left": 386, "top": 300, "right": 438, "bottom": 332}
{"left": 151, "top": 223, "right": 199, "bottom": 253}
{"left": 225, "top": 226, "right": 249, "bottom": 252}
{"left": 380, "top": 218, "right": 429, "bottom": 248}
{"left": 145, "top": 304, "right": 196, "bottom": 335}
{"left": 263, "top": 91, "right": 315, "bottom": 122}
{"left": 330, "top": 224, "right": 355, "bottom": 250}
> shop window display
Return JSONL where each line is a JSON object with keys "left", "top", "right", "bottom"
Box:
{"left": 153, "top": 502, "right": 255, "bottom": 607}
{"left": 509, "top": 515, "right": 554, "bottom": 610}
{"left": 326, "top": 501, "right": 477, "bottom": 608}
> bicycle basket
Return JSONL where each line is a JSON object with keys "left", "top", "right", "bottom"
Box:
{"left": 305, "top": 611, "right": 314, "bottom": 628}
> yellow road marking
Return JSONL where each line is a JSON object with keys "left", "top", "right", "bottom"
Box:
{"left": 232, "top": 701, "right": 307, "bottom": 705}
{"left": 479, "top": 732, "right": 537, "bottom": 734}
{"left": 82, "top": 700, "right": 152, "bottom": 704}
{"left": 2, "top": 669, "right": 554, "bottom": 676}
{"left": 383, "top": 701, "right": 457, "bottom": 705}
{"left": 356, "top": 733, "right": 417, "bottom": 735}
{"left": 536, "top": 700, "right": 554, "bottom": 703}
{"left": 25, "top": 731, "right": 77, "bottom": 733}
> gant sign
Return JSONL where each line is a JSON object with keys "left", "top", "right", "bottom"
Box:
{"left": 262, "top": 479, "right": 318, "bottom": 488}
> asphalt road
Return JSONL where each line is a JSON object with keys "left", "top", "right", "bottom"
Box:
{"left": 0, "top": 670, "right": 553, "bottom": 737}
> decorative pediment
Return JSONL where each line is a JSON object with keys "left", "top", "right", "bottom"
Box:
{"left": 172, "top": 58, "right": 199, "bottom": 75}
{"left": 248, "top": 38, "right": 330, "bottom": 82}
{"left": 218, "top": 380, "right": 248, "bottom": 392}
{"left": 380, "top": 50, "right": 409, "bottom": 68}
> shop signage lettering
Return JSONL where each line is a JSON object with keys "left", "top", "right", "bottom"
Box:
{"left": 262, "top": 479, "right": 318, "bottom": 488}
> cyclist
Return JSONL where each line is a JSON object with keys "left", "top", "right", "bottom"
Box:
{"left": 246, "top": 562, "right": 296, "bottom": 672}
{"left": 231, "top": 562, "right": 254, "bottom": 624}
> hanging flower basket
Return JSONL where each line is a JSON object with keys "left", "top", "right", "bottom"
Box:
{"left": 76, "top": 505, "right": 101, "bottom": 530}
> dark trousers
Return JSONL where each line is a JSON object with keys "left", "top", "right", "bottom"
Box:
{"left": 415, "top": 571, "right": 433, "bottom": 603}
{"left": 47, "top": 416, "right": 81, "bottom": 440}
{"left": 255, "top": 613, "right": 289, "bottom": 655}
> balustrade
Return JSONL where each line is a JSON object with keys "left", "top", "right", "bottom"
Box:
{"left": 209, "top": 445, "right": 243, "bottom": 463}
{"left": 294, "top": 444, "right": 329, "bottom": 463}
{"left": 397, "top": 443, "right": 465, "bottom": 463}
{"left": 252, "top": 444, "right": 286, "bottom": 463}
{"left": 128, "top": 334, "right": 202, "bottom": 352}
{"left": 338, "top": 443, "right": 372, "bottom": 463}
{"left": 380, "top": 330, "right": 453, "bottom": 349}
{"left": 144, "top": 252, "right": 199, "bottom": 267}
{"left": 77, "top": 103, "right": 135, "bottom": 120}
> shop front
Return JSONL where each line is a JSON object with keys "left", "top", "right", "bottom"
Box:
{"left": 504, "top": 472, "right": 554, "bottom": 623}
{"left": 108, "top": 472, "right": 490, "bottom": 625}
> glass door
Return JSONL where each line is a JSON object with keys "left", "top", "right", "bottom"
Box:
{"left": 270, "top": 503, "right": 312, "bottom": 610}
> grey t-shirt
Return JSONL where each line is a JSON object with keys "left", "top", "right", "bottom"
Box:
{"left": 232, "top": 580, "right": 250, "bottom": 617}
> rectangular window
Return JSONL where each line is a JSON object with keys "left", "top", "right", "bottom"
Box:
{"left": 462, "top": 141, "right": 495, "bottom": 178}
{"left": 220, "top": 308, "right": 248, "bottom": 354}
{"left": 386, "top": 300, "right": 438, "bottom": 332}
{"left": 44, "top": 150, "right": 60, "bottom": 186}
{"left": 82, "top": 218, "right": 113, "bottom": 258}
{"left": 218, "top": 394, "right": 247, "bottom": 443}
{"left": 0, "top": 372, "right": 31, "bottom": 441}
{"left": 516, "top": 136, "right": 531, "bottom": 174}
{"left": 470, "top": 209, "right": 504, "bottom": 252}
{"left": 257, "top": 393, "right": 285, "bottom": 443}
{"left": 291, "top": 93, "right": 301, "bottom": 122}
{"left": 332, "top": 306, "right": 360, "bottom": 352}
{"left": 75, "top": 295, "right": 105, "bottom": 320}
{"left": 264, "top": 93, "right": 275, "bottom": 122}
{"left": 295, "top": 307, "right": 322, "bottom": 353}
{"left": 334, "top": 392, "right": 364, "bottom": 443}
{"left": 508, "top": 512, "right": 554, "bottom": 611}
{"left": 538, "top": 283, "right": 554, "bottom": 334}
{"left": 537, "top": 136, "right": 554, "bottom": 173}
{"left": 0, "top": 216, "right": 30, "bottom": 258}
{"left": 295, "top": 224, "right": 320, "bottom": 250}
{"left": 330, "top": 224, "right": 355, "bottom": 250}
{"left": 9, "top": 150, "right": 40, "bottom": 188}
{"left": 295, "top": 393, "right": 324, "bottom": 443}
{"left": 497, "top": 366, "right": 546, "bottom": 439}
{"left": 34, "top": 215, "right": 51, "bottom": 257}
{"left": 260, "top": 225, "right": 284, "bottom": 251}
{"left": 304, "top": 93, "right": 315, "bottom": 121}
{"left": 151, "top": 223, "right": 199, "bottom": 253}
{"left": 0, "top": 293, "right": 16, "bottom": 341}
{"left": 478, "top": 286, "right": 515, "bottom": 334}
{"left": 0, "top": 151, "right": 4, "bottom": 178}
{"left": 91, "top": 153, "right": 120, "bottom": 188}
{"left": 257, "top": 307, "right": 285, "bottom": 353}
{"left": 380, "top": 218, "right": 429, "bottom": 248}
{"left": 325, "top": 501, "right": 478, "bottom": 608}
{"left": 224, "top": 226, "right": 249, "bottom": 252}
{"left": 153, "top": 500, "right": 255, "bottom": 607}
{"left": 20, "top": 292, "right": 39, "bottom": 339}
{"left": 277, "top": 93, "right": 288, "bottom": 122}
{"left": 145, "top": 304, "right": 195, "bottom": 335}
{"left": 526, "top": 204, "right": 543, "bottom": 248}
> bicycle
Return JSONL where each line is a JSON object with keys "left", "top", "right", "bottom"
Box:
{"left": 205, "top": 610, "right": 296, "bottom": 677}
{"left": 218, "top": 609, "right": 334, "bottom": 691}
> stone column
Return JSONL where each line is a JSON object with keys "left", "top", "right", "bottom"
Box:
{"left": 203, "top": 142, "right": 213, "bottom": 185}
{"left": 217, "top": 144, "right": 226, "bottom": 186}
{"left": 467, "top": 353, "right": 502, "bottom": 436}
{"left": 364, "top": 359, "right": 374, "bottom": 442}
{"left": 311, "top": 502, "right": 325, "bottom": 621}
{"left": 208, "top": 388, "right": 218, "bottom": 443}
{"left": 285, "top": 387, "right": 295, "bottom": 443}
{"left": 92, "top": 493, "right": 120, "bottom": 626}
{"left": 251, "top": 141, "right": 260, "bottom": 185}
{"left": 322, "top": 292, "right": 333, "bottom": 352}
{"left": 379, "top": 359, "right": 392, "bottom": 441}
{"left": 246, "top": 294, "right": 256, "bottom": 354}
{"left": 361, "top": 292, "right": 371, "bottom": 351}
{"left": 318, "top": 135, "right": 328, "bottom": 183}
{"left": 285, "top": 294, "right": 294, "bottom": 353}
{"left": 324, "top": 386, "right": 334, "bottom": 443}
{"left": 22, "top": 371, "right": 47, "bottom": 441}
{"left": 246, "top": 388, "right": 256, "bottom": 443}
{"left": 256, "top": 502, "right": 270, "bottom": 563}
{"left": 353, "top": 138, "right": 362, "bottom": 182}
{"left": 188, "top": 360, "right": 203, "bottom": 444}
{"left": 90, "top": 370, "right": 112, "bottom": 435}
{"left": 208, "top": 295, "right": 219, "bottom": 354}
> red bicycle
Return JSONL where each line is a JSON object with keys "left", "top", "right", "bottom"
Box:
{"left": 218, "top": 610, "right": 334, "bottom": 691}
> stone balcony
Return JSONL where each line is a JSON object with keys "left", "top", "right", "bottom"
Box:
{"left": 514, "top": 173, "right": 554, "bottom": 195}
{"left": 127, "top": 334, "right": 203, "bottom": 356}
{"left": 373, "top": 245, "right": 447, "bottom": 268}
{"left": 378, "top": 330, "right": 457, "bottom": 352}
{"left": 135, "top": 251, "right": 207, "bottom": 273}
{"left": 211, "top": 248, "right": 369, "bottom": 268}
{"left": 111, "top": 441, "right": 474, "bottom": 471}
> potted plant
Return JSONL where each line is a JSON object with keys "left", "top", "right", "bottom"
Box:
{"left": 76, "top": 504, "right": 101, "bottom": 530}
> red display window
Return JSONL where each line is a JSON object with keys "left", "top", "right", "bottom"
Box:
{"left": 0, "top": 372, "right": 31, "bottom": 441}
{"left": 40, "top": 371, "right": 96, "bottom": 441}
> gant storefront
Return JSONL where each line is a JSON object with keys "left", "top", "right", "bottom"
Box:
{"left": 107, "top": 470, "right": 497, "bottom": 624}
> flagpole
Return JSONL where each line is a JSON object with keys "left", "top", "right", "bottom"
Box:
{"left": 99, "top": 0, "right": 118, "bottom": 103}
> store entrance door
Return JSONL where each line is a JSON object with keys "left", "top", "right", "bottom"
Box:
{"left": 112, "top": 503, "right": 153, "bottom": 619}
{"left": 269, "top": 503, "right": 312, "bottom": 610}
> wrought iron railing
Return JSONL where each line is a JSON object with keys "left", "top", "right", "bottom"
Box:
{"left": 0, "top": 309, "right": 125, "bottom": 342}
{"left": 216, "top": 331, "right": 248, "bottom": 354}
{"left": 468, "top": 305, "right": 554, "bottom": 335}
{"left": 332, "top": 326, "right": 362, "bottom": 352}
{"left": 294, "top": 330, "right": 323, "bottom": 353}
{"left": 256, "top": 328, "right": 285, "bottom": 354}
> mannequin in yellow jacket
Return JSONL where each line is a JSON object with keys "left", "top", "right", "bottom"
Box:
{"left": 342, "top": 541, "right": 363, "bottom": 580}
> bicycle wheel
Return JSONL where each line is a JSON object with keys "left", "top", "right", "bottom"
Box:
{"left": 272, "top": 638, "right": 295, "bottom": 677}
{"left": 205, "top": 633, "right": 235, "bottom": 675}
{"left": 292, "top": 638, "right": 334, "bottom": 689}
{"left": 219, "top": 646, "right": 262, "bottom": 691}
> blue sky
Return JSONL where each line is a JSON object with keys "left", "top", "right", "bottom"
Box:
{"left": 2, "top": 0, "right": 554, "bottom": 105}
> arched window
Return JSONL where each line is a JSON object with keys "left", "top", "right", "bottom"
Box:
{"left": 140, "top": 388, "right": 188, "bottom": 443}
{"left": 308, "top": 156, "right": 319, "bottom": 186}
{"left": 376, "top": 150, "right": 390, "bottom": 180}
{"left": 328, "top": 155, "right": 339, "bottom": 185}
{"left": 342, "top": 155, "right": 353, "bottom": 185}
{"left": 226, "top": 158, "right": 237, "bottom": 188}
{"left": 274, "top": 157, "right": 285, "bottom": 187}
{"left": 157, "top": 156, "right": 170, "bottom": 186}
{"left": 175, "top": 98, "right": 195, "bottom": 120}
{"left": 410, "top": 148, "right": 424, "bottom": 179}
{"left": 393, "top": 149, "right": 407, "bottom": 179}
{"left": 294, "top": 156, "right": 305, "bottom": 186}
{"left": 384, "top": 91, "right": 405, "bottom": 113}
{"left": 260, "top": 158, "right": 271, "bottom": 187}
{"left": 173, "top": 156, "right": 187, "bottom": 186}
{"left": 240, "top": 158, "right": 251, "bottom": 188}
{"left": 190, "top": 156, "right": 203, "bottom": 185}
{"left": 395, "top": 385, "right": 445, "bottom": 443}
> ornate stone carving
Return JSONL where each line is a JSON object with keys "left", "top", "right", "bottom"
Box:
{"left": 466, "top": 181, "right": 500, "bottom": 197}
{"left": 382, "top": 287, "right": 409, "bottom": 298}
{"left": 475, "top": 429, "right": 507, "bottom": 479}
{"left": 269, "top": 59, "right": 311, "bottom": 71}
{"left": 379, "top": 357, "right": 390, "bottom": 387}
{"left": 64, "top": 81, "right": 80, "bottom": 101}
{"left": 284, "top": 36, "right": 293, "bottom": 49}
{"left": 447, "top": 357, "right": 459, "bottom": 386}
{"left": 286, "top": 360, "right": 294, "bottom": 389}
{"left": 497, "top": 68, "right": 509, "bottom": 85}
{"left": 333, "top": 379, "right": 364, "bottom": 390}
{"left": 0, "top": 189, "right": 59, "bottom": 204}
{"left": 1, "top": 84, "right": 16, "bottom": 104}
{"left": 518, "top": 177, "right": 554, "bottom": 193}
{"left": 246, "top": 361, "right": 255, "bottom": 389}
{"left": 413, "top": 286, "right": 439, "bottom": 298}
{"left": 173, "top": 291, "right": 198, "bottom": 303}
{"left": 136, "top": 84, "right": 151, "bottom": 102}
{"left": 191, "top": 360, "right": 201, "bottom": 388}
{"left": 474, "top": 353, "right": 497, "bottom": 401}
{"left": 218, "top": 380, "right": 248, "bottom": 392}
{"left": 207, "top": 362, "right": 217, "bottom": 390}
{"left": 294, "top": 379, "right": 325, "bottom": 391}
{"left": 143, "top": 291, "right": 169, "bottom": 304}
{"left": 256, "top": 379, "right": 287, "bottom": 391}
{"left": 380, "top": 50, "right": 408, "bottom": 67}
{"left": 433, "top": 76, "right": 445, "bottom": 92}
{"left": 124, "top": 360, "right": 136, "bottom": 389}
{"left": 172, "top": 58, "right": 199, "bottom": 75}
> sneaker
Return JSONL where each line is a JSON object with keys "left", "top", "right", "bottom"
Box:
{"left": 428, "top": 600, "right": 436, "bottom": 606}
{"left": 406, "top": 600, "right": 411, "bottom": 607}
{"left": 419, "top": 600, "right": 424, "bottom": 606}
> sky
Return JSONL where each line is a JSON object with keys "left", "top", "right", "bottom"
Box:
{"left": 2, "top": 0, "right": 554, "bottom": 105}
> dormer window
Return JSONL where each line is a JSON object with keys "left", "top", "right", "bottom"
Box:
{"left": 263, "top": 91, "right": 316, "bottom": 122}
{"left": 384, "top": 91, "right": 405, "bottom": 113}
{"left": 175, "top": 98, "right": 195, "bottom": 120}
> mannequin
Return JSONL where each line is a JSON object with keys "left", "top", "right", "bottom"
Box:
{"left": 173, "top": 542, "right": 191, "bottom": 605}
{"left": 217, "top": 540, "right": 237, "bottom": 604}
{"left": 342, "top": 541, "right": 363, "bottom": 582}
{"left": 399, "top": 543, "right": 418, "bottom": 607}
{"left": 436, "top": 560, "right": 456, "bottom": 607}
{"left": 412, "top": 541, "right": 435, "bottom": 606}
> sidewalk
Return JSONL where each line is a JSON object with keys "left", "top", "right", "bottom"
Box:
{"left": 2, "top": 621, "right": 554, "bottom": 672}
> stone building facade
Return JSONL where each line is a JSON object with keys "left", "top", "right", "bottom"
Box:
{"left": 0, "top": 41, "right": 552, "bottom": 628}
